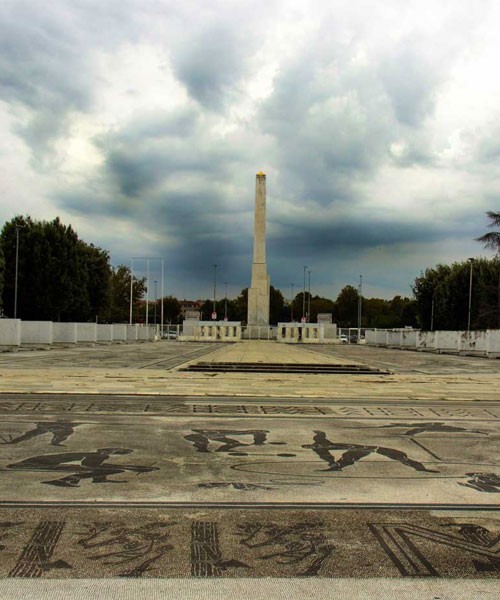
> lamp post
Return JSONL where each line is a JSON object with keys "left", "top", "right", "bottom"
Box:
{"left": 467, "top": 258, "right": 474, "bottom": 331}
{"left": 13, "top": 224, "right": 24, "bottom": 319}
{"left": 357, "top": 274, "right": 363, "bottom": 336}
{"left": 212, "top": 264, "right": 218, "bottom": 320}
{"left": 129, "top": 258, "right": 134, "bottom": 325}
{"left": 307, "top": 269, "right": 311, "bottom": 322}
{"left": 290, "top": 283, "right": 294, "bottom": 322}
{"left": 224, "top": 282, "right": 228, "bottom": 321}
{"left": 153, "top": 280, "right": 157, "bottom": 328}
{"left": 302, "top": 266, "right": 307, "bottom": 322}
{"left": 430, "top": 294, "right": 435, "bottom": 332}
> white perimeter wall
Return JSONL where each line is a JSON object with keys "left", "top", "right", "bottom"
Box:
{"left": 366, "top": 328, "right": 500, "bottom": 357}
{"left": 0, "top": 320, "right": 156, "bottom": 347}
{"left": 21, "top": 321, "right": 53, "bottom": 344}
{"left": 0, "top": 319, "right": 21, "bottom": 346}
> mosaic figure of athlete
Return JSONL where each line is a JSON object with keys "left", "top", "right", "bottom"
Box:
{"left": 458, "top": 472, "right": 500, "bottom": 493}
{"left": 0, "top": 421, "right": 80, "bottom": 446}
{"left": 380, "top": 422, "right": 487, "bottom": 436}
{"left": 302, "top": 430, "right": 439, "bottom": 473}
{"left": 7, "top": 447, "right": 158, "bottom": 487}
{"left": 184, "top": 429, "right": 274, "bottom": 453}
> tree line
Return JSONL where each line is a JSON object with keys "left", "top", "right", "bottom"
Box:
{"left": 0, "top": 212, "right": 499, "bottom": 329}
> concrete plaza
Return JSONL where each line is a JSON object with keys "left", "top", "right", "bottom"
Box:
{"left": 0, "top": 340, "right": 498, "bottom": 598}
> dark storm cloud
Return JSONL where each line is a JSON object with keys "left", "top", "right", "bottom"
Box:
{"left": 1, "top": 1, "right": 496, "bottom": 298}
{"left": 268, "top": 216, "right": 446, "bottom": 258}
{"left": 170, "top": 21, "right": 257, "bottom": 111}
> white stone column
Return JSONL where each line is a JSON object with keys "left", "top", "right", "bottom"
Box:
{"left": 248, "top": 172, "right": 270, "bottom": 326}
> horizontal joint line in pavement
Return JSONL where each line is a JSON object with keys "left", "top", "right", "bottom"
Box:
{"left": 0, "top": 501, "right": 498, "bottom": 511}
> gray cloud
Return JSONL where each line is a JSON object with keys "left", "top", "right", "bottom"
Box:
{"left": 171, "top": 25, "right": 250, "bottom": 111}
{"left": 0, "top": 1, "right": 498, "bottom": 299}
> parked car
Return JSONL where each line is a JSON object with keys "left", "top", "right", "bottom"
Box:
{"left": 339, "top": 334, "right": 348, "bottom": 343}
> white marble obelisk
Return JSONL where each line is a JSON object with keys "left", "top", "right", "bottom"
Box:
{"left": 247, "top": 171, "right": 270, "bottom": 325}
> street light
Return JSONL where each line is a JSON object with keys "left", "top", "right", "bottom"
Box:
{"left": 13, "top": 224, "right": 24, "bottom": 319}
{"left": 467, "top": 258, "right": 474, "bottom": 331}
{"left": 212, "top": 264, "right": 218, "bottom": 320}
{"left": 430, "top": 293, "right": 435, "bottom": 332}
{"left": 290, "top": 283, "right": 294, "bottom": 322}
{"left": 302, "top": 266, "right": 308, "bottom": 322}
{"left": 153, "top": 280, "right": 158, "bottom": 327}
{"left": 357, "top": 275, "right": 363, "bottom": 335}
{"left": 307, "top": 269, "right": 311, "bottom": 322}
{"left": 224, "top": 282, "right": 228, "bottom": 321}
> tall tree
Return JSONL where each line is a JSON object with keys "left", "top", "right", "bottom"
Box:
{"left": 0, "top": 242, "right": 4, "bottom": 314}
{"left": 413, "top": 259, "right": 499, "bottom": 330}
{"left": 476, "top": 211, "right": 500, "bottom": 253}
{"left": 335, "top": 285, "right": 359, "bottom": 327}
{"left": 105, "top": 265, "right": 146, "bottom": 323}
{"left": 476, "top": 211, "right": 500, "bottom": 327}
{"left": 0, "top": 216, "right": 112, "bottom": 321}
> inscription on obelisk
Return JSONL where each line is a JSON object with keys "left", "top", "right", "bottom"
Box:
{"left": 247, "top": 172, "right": 270, "bottom": 325}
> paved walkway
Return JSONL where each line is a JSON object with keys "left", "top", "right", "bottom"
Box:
{"left": 0, "top": 340, "right": 499, "bottom": 400}
{"left": 0, "top": 340, "right": 497, "bottom": 598}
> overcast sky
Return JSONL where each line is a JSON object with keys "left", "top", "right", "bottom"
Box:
{"left": 1, "top": 0, "right": 499, "bottom": 301}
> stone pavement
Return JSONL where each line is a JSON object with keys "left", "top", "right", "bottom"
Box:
{"left": 0, "top": 340, "right": 500, "bottom": 400}
{"left": 0, "top": 340, "right": 497, "bottom": 598}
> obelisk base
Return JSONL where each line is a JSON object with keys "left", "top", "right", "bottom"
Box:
{"left": 247, "top": 265, "right": 270, "bottom": 326}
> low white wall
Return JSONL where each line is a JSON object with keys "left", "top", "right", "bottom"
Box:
{"left": 76, "top": 323, "right": 97, "bottom": 343}
{"left": 137, "top": 326, "right": 154, "bottom": 341}
{"left": 435, "top": 330, "right": 458, "bottom": 352}
{"left": 112, "top": 324, "right": 127, "bottom": 341}
{"left": 126, "top": 325, "right": 138, "bottom": 341}
{"left": 0, "top": 319, "right": 160, "bottom": 347}
{"left": 386, "top": 330, "right": 402, "bottom": 346}
{"left": 21, "top": 321, "right": 53, "bottom": 344}
{"left": 53, "top": 322, "right": 77, "bottom": 343}
{"left": 366, "top": 328, "right": 500, "bottom": 357}
{"left": 180, "top": 321, "right": 242, "bottom": 342}
{"left": 487, "top": 330, "right": 500, "bottom": 354}
{"left": 401, "top": 330, "right": 417, "bottom": 347}
{"left": 276, "top": 323, "right": 338, "bottom": 344}
{"left": 416, "top": 331, "right": 435, "bottom": 350}
{"left": 0, "top": 319, "right": 21, "bottom": 346}
{"left": 96, "top": 324, "right": 113, "bottom": 342}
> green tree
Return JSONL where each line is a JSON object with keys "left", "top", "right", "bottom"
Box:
{"left": 335, "top": 285, "right": 359, "bottom": 327}
{"left": 105, "top": 265, "right": 146, "bottom": 323}
{"left": 412, "top": 259, "right": 500, "bottom": 330}
{"left": 476, "top": 211, "right": 500, "bottom": 253}
{"left": 0, "top": 242, "right": 4, "bottom": 314}
{"left": 160, "top": 296, "right": 181, "bottom": 324}
{"left": 0, "top": 216, "right": 112, "bottom": 321}
{"left": 476, "top": 211, "right": 500, "bottom": 327}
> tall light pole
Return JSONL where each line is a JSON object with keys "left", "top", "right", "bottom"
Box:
{"left": 290, "top": 283, "right": 294, "bottom": 322}
{"left": 129, "top": 259, "right": 134, "bottom": 325}
{"left": 467, "top": 258, "right": 474, "bottom": 331}
{"left": 224, "top": 282, "right": 228, "bottom": 321}
{"left": 357, "top": 274, "right": 363, "bottom": 334}
{"left": 307, "top": 269, "right": 311, "bottom": 322}
{"left": 430, "top": 293, "right": 435, "bottom": 332}
{"left": 153, "top": 280, "right": 158, "bottom": 327}
{"left": 212, "top": 264, "right": 218, "bottom": 320}
{"left": 161, "top": 259, "right": 164, "bottom": 335}
{"left": 302, "top": 266, "right": 308, "bottom": 322}
{"left": 13, "top": 224, "right": 23, "bottom": 319}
